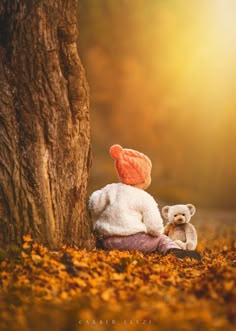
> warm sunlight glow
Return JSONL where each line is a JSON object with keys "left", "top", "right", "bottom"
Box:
{"left": 198, "top": 0, "right": 236, "bottom": 104}
{"left": 213, "top": 0, "right": 236, "bottom": 44}
{"left": 160, "top": 0, "right": 236, "bottom": 112}
{"left": 81, "top": 0, "right": 236, "bottom": 207}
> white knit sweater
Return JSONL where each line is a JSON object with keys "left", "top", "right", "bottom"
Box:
{"left": 89, "top": 183, "right": 164, "bottom": 237}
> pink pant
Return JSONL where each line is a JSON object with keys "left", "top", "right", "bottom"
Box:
{"left": 102, "top": 233, "right": 179, "bottom": 254}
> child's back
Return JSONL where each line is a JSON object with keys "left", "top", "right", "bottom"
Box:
{"left": 90, "top": 182, "right": 163, "bottom": 237}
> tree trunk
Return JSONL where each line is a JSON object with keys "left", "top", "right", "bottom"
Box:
{"left": 0, "top": 0, "right": 93, "bottom": 249}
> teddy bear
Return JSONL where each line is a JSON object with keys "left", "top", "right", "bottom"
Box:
{"left": 162, "top": 204, "right": 197, "bottom": 250}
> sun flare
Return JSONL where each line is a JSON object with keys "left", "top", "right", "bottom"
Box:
{"left": 160, "top": 0, "right": 236, "bottom": 110}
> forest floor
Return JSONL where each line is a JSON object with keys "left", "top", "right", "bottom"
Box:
{"left": 0, "top": 209, "right": 235, "bottom": 331}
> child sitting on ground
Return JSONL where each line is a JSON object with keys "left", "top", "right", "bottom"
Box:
{"left": 89, "top": 144, "right": 201, "bottom": 260}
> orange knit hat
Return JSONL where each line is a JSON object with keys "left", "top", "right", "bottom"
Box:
{"left": 110, "top": 144, "right": 152, "bottom": 185}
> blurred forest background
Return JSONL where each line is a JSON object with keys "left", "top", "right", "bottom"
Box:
{"left": 78, "top": 0, "right": 236, "bottom": 208}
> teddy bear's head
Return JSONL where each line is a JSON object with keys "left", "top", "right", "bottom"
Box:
{"left": 162, "top": 204, "right": 196, "bottom": 225}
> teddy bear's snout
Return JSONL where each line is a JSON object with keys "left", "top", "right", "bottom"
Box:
{"left": 173, "top": 214, "right": 186, "bottom": 224}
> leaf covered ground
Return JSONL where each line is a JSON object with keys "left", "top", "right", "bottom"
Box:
{"left": 0, "top": 212, "right": 235, "bottom": 331}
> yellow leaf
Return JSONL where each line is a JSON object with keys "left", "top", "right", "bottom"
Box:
{"left": 73, "top": 261, "right": 88, "bottom": 268}
{"left": 31, "top": 254, "right": 42, "bottom": 264}
{"left": 23, "top": 242, "right": 31, "bottom": 250}
{"left": 23, "top": 234, "right": 33, "bottom": 242}
{"left": 60, "top": 291, "right": 68, "bottom": 300}
{"left": 21, "top": 251, "right": 28, "bottom": 258}
{"left": 101, "top": 289, "right": 113, "bottom": 302}
{"left": 118, "top": 290, "right": 127, "bottom": 300}
{"left": 224, "top": 280, "right": 234, "bottom": 291}
{"left": 74, "top": 278, "right": 86, "bottom": 287}
{"left": 111, "top": 273, "right": 125, "bottom": 281}
{"left": 90, "top": 288, "right": 99, "bottom": 295}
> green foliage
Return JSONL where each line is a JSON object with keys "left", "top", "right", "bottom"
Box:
{"left": 0, "top": 248, "right": 7, "bottom": 262}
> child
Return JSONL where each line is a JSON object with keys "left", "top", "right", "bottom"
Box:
{"left": 89, "top": 144, "right": 201, "bottom": 260}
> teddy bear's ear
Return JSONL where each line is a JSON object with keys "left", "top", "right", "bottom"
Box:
{"left": 162, "top": 206, "right": 170, "bottom": 219}
{"left": 186, "top": 204, "right": 196, "bottom": 216}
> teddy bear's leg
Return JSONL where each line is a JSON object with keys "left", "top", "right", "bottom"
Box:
{"left": 186, "top": 241, "right": 197, "bottom": 250}
{"left": 174, "top": 240, "right": 187, "bottom": 249}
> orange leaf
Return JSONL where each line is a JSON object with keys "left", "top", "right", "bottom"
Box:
{"left": 23, "top": 234, "right": 33, "bottom": 242}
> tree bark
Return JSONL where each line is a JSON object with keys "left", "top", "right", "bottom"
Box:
{"left": 0, "top": 0, "right": 93, "bottom": 249}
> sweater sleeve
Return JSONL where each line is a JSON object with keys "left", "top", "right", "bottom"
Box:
{"left": 141, "top": 195, "right": 164, "bottom": 236}
{"left": 88, "top": 188, "right": 108, "bottom": 217}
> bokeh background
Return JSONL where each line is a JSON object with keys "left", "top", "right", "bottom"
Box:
{"left": 78, "top": 0, "right": 236, "bottom": 208}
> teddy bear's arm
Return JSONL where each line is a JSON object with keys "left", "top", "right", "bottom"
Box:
{"left": 163, "top": 223, "right": 172, "bottom": 235}
{"left": 185, "top": 223, "right": 197, "bottom": 250}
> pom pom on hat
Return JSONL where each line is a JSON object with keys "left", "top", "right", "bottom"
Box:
{"left": 110, "top": 144, "right": 152, "bottom": 185}
{"left": 110, "top": 144, "right": 123, "bottom": 159}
